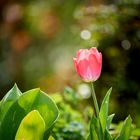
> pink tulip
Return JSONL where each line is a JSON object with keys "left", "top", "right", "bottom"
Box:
{"left": 73, "top": 47, "right": 102, "bottom": 82}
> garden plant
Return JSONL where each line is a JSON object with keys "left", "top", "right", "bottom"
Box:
{"left": 73, "top": 47, "right": 132, "bottom": 140}
{"left": 0, "top": 47, "right": 134, "bottom": 140}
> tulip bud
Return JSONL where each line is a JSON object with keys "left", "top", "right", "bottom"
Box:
{"left": 73, "top": 47, "right": 102, "bottom": 82}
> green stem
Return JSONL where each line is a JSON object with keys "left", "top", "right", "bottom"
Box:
{"left": 91, "top": 83, "right": 99, "bottom": 117}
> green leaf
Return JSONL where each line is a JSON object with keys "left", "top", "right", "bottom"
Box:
{"left": 107, "top": 114, "right": 115, "bottom": 130}
{"left": 87, "top": 134, "right": 91, "bottom": 140}
{"left": 99, "top": 87, "right": 112, "bottom": 133}
{"left": 48, "top": 136, "right": 55, "bottom": 140}
{"left": 90, "top": 117, "right": 99, "bottom": 140}
{"left": 0, "top": 84, "right": 22, "bottom": 122}
{"left": 15, "top": 110, "right": 45, "bottom": 140}
{"left": 90, "top": 115, "right": 103, "bottom": 140}
{"left": 105, "top": 129, "right": 112, "bottom": 140}
{"left": 0, "top": 88, "right": 59, "bottom": 139}
{"left": 115, "top": 116, "right": 132, "bottom": 140}
{"left": 131, "top": 127, "right": 140, "bottom": 137}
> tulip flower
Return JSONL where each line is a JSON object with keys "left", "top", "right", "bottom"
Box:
{"left": 74, "top": 47, "right": 102, "bottom": 117}
{"left": 73, "top": 47, "right": 102, "bottom": 82}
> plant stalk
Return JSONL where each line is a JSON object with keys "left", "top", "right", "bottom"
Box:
{"left": 91, "top": 83, "right": 99, "bottom": 117}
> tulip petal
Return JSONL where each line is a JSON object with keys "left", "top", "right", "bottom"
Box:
{"left": 90, "top": 47, "right": 102, "bottom": 64}
{"left": 88, "top": 54, "right": 101, "bottom": 81}
{"left": 77, "top": 49, "right": 84, "bottom": 57}
{"left": 77, "top": 59, "right": 89, "bottom": 80}
{"left": 73, "top": 58, "right": 78, "bottom": 73}
{"left": 77, "top": 49, "right": 89, "bottom": 62}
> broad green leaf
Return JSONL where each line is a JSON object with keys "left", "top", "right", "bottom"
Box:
{"left": 0, "top": 89, "right": 59, "bottom": 139}
{"left": 115, "top": 116, "right": 132, "bottom": 140}
{"left": 90, "top": 115, "right": 103, "bottom": 140}
{"left": 0, "top": 84, "right": 21, "bottom": 122}
{"left": 107, "top": 114, "right": 115, "bottom": 130}
{"left": 99, "top": 87, "right": 112, "bottom": 133}
{"left": 15, "top": 110, "right": 45, "bottom": 140}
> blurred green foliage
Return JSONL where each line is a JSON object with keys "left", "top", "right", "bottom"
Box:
{"left": 51, "top": 86, "right": 140, "bottom": 140}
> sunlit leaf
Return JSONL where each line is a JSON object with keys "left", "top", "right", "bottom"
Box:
{"left": 48, "top": 135, "right": 55, "bottom": 140}
{"left": 107, "top": 114, "right": 115, "bottom": 130}
{"left": 99, "top": 88, "right": 112, "bottom": 133}
{"left": 0, "top": 88, "right": 59, "bottom": 139}
{"left": 0, "top": 84, "right": 21, "bottom": 122}
{"left": 15, "top": 110, "right": 45, "bottom": 140}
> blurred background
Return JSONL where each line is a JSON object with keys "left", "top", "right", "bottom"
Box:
{"left": 0, "top": 0, "right": 140, "bottom": 133}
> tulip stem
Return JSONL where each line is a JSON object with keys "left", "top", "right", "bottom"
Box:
{"left": 91, "top": 83, "right": 99, "bottom": 117}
